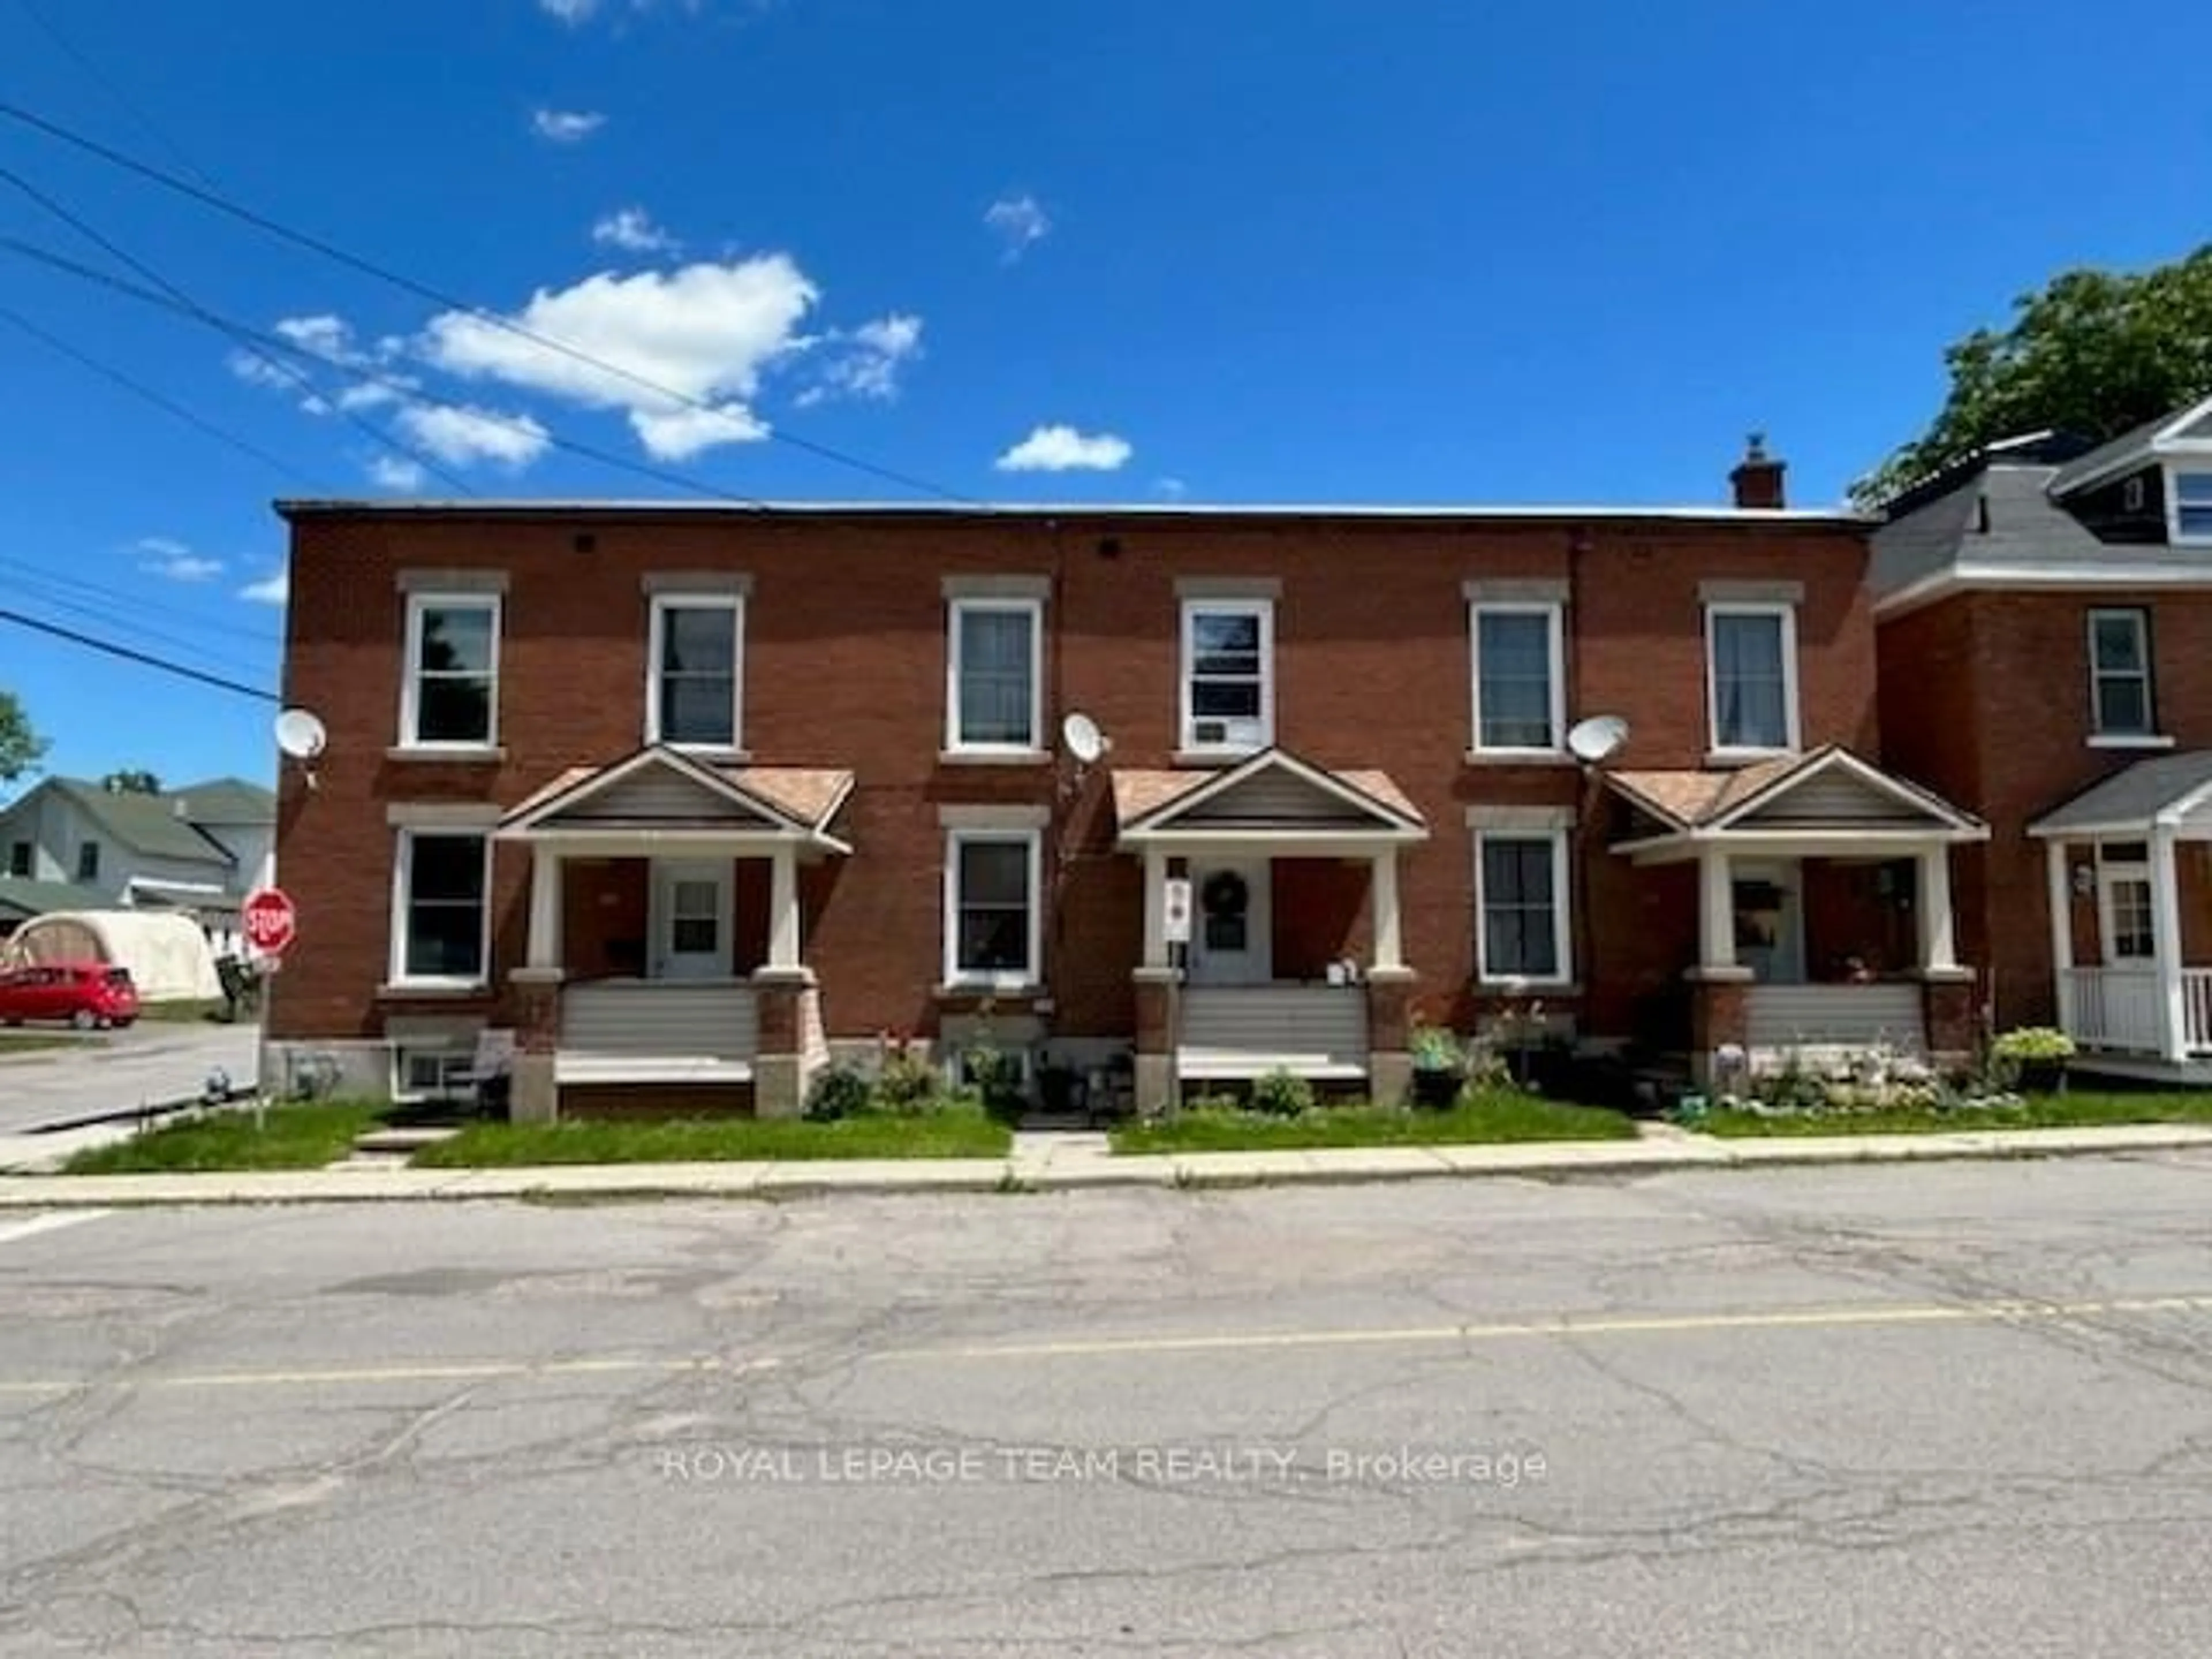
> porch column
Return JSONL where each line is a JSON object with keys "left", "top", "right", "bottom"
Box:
{"left": 1370, "top": 850, "right": 1404, "bottom": 971}
{"left": 1141, "top": 850, "right": 1169, "bottom": 969}
{"left": 2046, "top": 839, "right": 2074, "bottom": 1035}
{"left": 1916, "top": 844, "right": 1957, "bottom": 972}
{"left": 1697, "top": 847, "right": 1735, "bottom": 970}
{"left": 525, "top": 849, "right": 564, "bottom": 971}
{"left": 768, "top": 846, "right": 801, "bottom": 970}
{"left": 2153, "top": 826, "right": 2188, "bottom": 1061}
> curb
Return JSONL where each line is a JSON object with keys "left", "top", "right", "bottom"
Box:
{"left": 2, "top": 1124, "right": 2209, "bottom": 1208}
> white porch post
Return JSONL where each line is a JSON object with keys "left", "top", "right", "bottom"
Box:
{"left": 1141, "top": 850, "right": 1168, "bottom": 970}
{"left": 2046, "top": 839, "right": 2074, "bottom": 1035}
{"left": 2152, "top": 826, "right": 2188, "bottom": 1060}
{"left": 525, "top": 849, "right": 564, "bottom": 971}
{"left": 768, "top": 846, "right": 801, "bottom": 970}
{"left": 1916, "top": 844, "right": 1957, "bottom": 973}
{"left": 1698, "top": 847, "right": 1735, "bottom": 970}
{"left": 1370, "top": 851, "right": 1404, "bottom": 972}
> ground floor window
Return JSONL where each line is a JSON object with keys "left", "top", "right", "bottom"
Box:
{"left": 392, "top": 831, "right": 490, "bottom": 986}
{"left": 944, "top": 830, "right": 1040, "bottom": 988}
{"left": 1475, "top": 830, "right": 1570, "bottom": 983}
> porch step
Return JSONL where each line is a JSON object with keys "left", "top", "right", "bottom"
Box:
{"left": 353, "top": 1125, "right": 461, "bottom": 1156}
{"left": 555, "top": 1054, "right": 753, "bottom": 1085}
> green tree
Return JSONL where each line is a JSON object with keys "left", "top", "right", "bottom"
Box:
{"left": 0, "top": 691, "right": 44, "bottom": 785}
{"left": 1854, "top": 245, "right": 2212, "bottom": 507}
{"left": 101, "top": 768, "right": 162, "bottom": 795}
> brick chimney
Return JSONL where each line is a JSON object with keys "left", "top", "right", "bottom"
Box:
{"left": 1729, "top": 432, "right": 1787, "bottom": 510}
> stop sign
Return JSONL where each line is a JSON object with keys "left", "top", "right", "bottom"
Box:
{"left": 241, "top": 888, "right": 297, "bottom": 956}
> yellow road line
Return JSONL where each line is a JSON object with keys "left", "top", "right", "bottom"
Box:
{"left": 0, "top": 1354, "right": 778, "bottom": 1396}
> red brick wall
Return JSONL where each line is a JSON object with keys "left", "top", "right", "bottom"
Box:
{"left": 269, "top": 510, "right": 1876, "bottom": 1048}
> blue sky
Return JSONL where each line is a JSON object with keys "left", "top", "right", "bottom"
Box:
{"left": 2, "top": 0, "right": 2209, "bottom": 789}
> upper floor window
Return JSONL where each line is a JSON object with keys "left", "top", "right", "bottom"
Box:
{"left": 7, "top": 841, "right": 28, "bottom": 877}
{"left": 647, "top": 595, "right": 743, "bottom": 751}
{"left": 2088, "top": 608, "right": 2154, "bottom": 737}
{"left": 390, "top": 830, "right": 490, "bottom": 987}
{"left": 947, "top": 599, "right": 1041, "bottom": 753}
{"left": 1471, "top": 603, "right": 1564, "bottom": 753}
{"left": 1706, "top": 603, "right": 1799, "bottom": 756}
{"left": 1181, "top": 599, "right": 1274, "bottom": 755}
{"left": 402, "top": 594, "right": 499, "bottom": 749}
{"left": 75, "top": 842, "right": 99, "bottom": 883}
{"left": 2175, "top": 471, "right": 2212, "bottom": 544}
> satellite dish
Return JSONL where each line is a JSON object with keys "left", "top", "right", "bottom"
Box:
{"left": 1566, "top": 714, "right": 1630, "bottom": 765}
{"left": 274, "top": 707, "right": 328, "bottom": 761}
{"left": 1061, "top": 711, "right": 1109, "bottom": 765}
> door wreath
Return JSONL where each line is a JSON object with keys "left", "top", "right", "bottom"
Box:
{"left": 1200, "top": 870, "right": 1249, "bottom": 918}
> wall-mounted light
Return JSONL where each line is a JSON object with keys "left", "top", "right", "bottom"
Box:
{"left": 2072, "top": 862, "right": 2095, "bottom": 897}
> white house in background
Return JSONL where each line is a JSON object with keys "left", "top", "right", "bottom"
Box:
{"left": 0, "top": 777, "right": 275, "bottom": 952}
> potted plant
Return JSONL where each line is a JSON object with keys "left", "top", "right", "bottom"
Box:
{"left": 1408, "top": 1021, "right": 1466, "bottom": 1108}
{"left": 1989, "top": 1026, "right": 2074, "bottom": 1094}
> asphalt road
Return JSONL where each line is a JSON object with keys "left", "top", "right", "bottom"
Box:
{"left": 3, "top": 1156, "right": 2211, "bottom": 1656}
{"left": 0, "top": 1022, "right": 259, "bottom": 1135}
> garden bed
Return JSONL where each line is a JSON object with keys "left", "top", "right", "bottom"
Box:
{"left": 1702, "top": 1092, "right": 2212, "bottom": 1138}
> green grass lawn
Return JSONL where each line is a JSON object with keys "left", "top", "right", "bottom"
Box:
{"left": 1111, "top": 1090, "right": 1637, "bottom": 1154}
{"left": 412, "top": 1108, "right": 1014, "bottom": 1167}
{"left": 61, "top": 1101, "right": 378, "bottom": 1174}
{"left": 135, "top": 999, "right": 233, "bottom": 1025}
{"left": 1701, "top": 1091, "right": 2212, "bottom": 1138}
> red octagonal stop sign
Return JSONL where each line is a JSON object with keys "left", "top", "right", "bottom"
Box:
{"left": 241, "top": 887, "right": 297, "bottom": 956}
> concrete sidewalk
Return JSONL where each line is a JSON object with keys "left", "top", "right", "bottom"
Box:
{"left": 2, "top": 1120, "right": 2210, "bottom": 1208}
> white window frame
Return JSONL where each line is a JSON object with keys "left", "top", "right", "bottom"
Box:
{"left": 2086, "top": 607, "right": 2155, "bottom": 737}
{"left": 1179, "top": 598, "right": 1275, "bottom": 756}
{"left": 945, "top": 597, "right": 1044, "bottom": 755}
{"left": 399, "top": 593, "right": 502, "bottom": 752}
{"left": 941, "top": 828, "right": 1043, "bottom": 991}
{"left": 391, "top": 1046, "right": 476, "bottom": 1104}
{"left": 388, "top": 830, "right": 494, "bottom": 990}
{"left": 1473, "top": 828, "right": 1573, "bottom": 987}
{"left": 645, "top": 593, "right": 745, "bottom": 752}
{"left": 2096, "top": 854, "right": 2156, "bottom": 965}
{"left": 1704, "top": 601, "right": 1801, "bottom": 759}
{"left": 2168, "top": 465, "right": 2212, "bottom": 547}
{"left": 1469, "top": 601, "right": 1566, "bottom": 755}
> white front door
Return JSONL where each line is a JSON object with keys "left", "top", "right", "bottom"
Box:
{"left": 652, "top": 861, "right": 733, "bottom": 980}
{"left": 1188, "top": 859, "right": 1271, "bottom": 986}
{"left": 1732, "top": 861, "right": 1804, "bottom": 984}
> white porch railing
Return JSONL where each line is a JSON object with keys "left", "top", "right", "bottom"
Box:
{"left": 1178, "top": 985, "right": 1368, "bottom": 1081}
{"left": 2060, "top": 967, "right": 2212, "bottom": 1055}
{"left": 1744, "top": 983, "right": 1926, "bottom": 1058}
{"left": 557, "top": 980, "right": 759, "bottom": 1084}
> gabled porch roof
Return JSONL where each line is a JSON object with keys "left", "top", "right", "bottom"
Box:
{"left": 1608, "top": 745, "right": 1986, "bottom": 863}
{"left": 1113, "top": 748, "right": 1427, "bottom": 849}
{"left": 496, "top": 745, "right": 854, "bottom": 853}
{"left": 2028, "top": 751, "right": 2212, "bottom": 839}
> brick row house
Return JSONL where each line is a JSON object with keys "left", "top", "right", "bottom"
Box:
{"left": 267, "top": 442, "right": 1990, "bottom": 1118}
{"left": 1874, "top": 393, "right": 2212, "bottom": 1081}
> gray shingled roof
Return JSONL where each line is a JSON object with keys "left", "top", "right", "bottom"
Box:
{"left": 2028, "top": 752, "right": 2212, "bottom": 835}
{"left": 1870, "top": 461, "right": 2112, "bottom": 597}
{"left": 0, "top": 876, "right": 109, "bottom": 918}
{"left": 164, "top": 777, "right": 275, "bottom": 825}
{"left": 2046, "top": 412, "right": 2173, "bottom": 497}
{"left": 43, "top": 781, "right": 233, "bottom": 866}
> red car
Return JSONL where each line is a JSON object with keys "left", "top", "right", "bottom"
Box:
{"left": 0, "top": 962, "right": 141, "bottom": 1030}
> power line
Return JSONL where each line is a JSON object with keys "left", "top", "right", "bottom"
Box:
{"left": 0, "top": 579, "right": 272, "bottom": 684}
{"left": 0, "top": 553, "right": 282, "bottom": 649}
{"left": 0, "top": 609, "right": 278, "bottom": 703}
{"left": 0, "top": 237, "right": 771, "bottom": 505}
{"left": 0, "top": 99, "right": 979, "bottom": 503}
{"left": 10, "top": 0, "right": 216, "bottom": 187}
{"left": 0, "top": 161, "right": 478, "bottom": 495}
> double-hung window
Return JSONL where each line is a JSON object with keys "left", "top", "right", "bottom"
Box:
{"left": 1706, "top": 603, "right": 1798, "bottom": 756}
{"left": 1181, "top": 599, "right": 1274, "bottom": 755}
{"left": 2172, "top": 472, "right": 2212, "bottom": 544}
{"left": 2098, "top": 846, "right": 2156, "bottom": 964}
{"left": 947, "top": 599, "right": 1041, "bottom": 753}
{"left": 647, "top": 594, "right": 743, "bottom": 750}
{"left": 402, "top": 594, "right": 500, "bottom": 749}
{"left": 1475, "top": 830, "right": 1570, "bottom": 984}
{"left": 943, "top": 830, "right": 1040, "bottom": 988}
{"left": 391, "top": 831, "right": 491, "bottom": 987}
{"left": 1471, "top": 603, "right": 1565, "bottom": 753}
{"left": 75, "top": 842, "right": 100, "bottom": 884}
{"left": 7, "top": 841, "right": 29, "bottom": 877}
{"left": 2088, "top": 608, "right": 2155, "bottom": 738}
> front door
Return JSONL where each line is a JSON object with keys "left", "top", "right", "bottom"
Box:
{"left": 652, "top": 861, "right": 734, "bottom": 980}
{"left": 1188, "top": 859, "right": 1271, "bottom": 986}
{"left": 1733, "top": 861, "right": 1804, "bottom": 984}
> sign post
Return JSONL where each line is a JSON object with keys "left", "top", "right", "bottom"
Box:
{"left": 1161, "top": 877, "right": 1192, "bottom": 1114}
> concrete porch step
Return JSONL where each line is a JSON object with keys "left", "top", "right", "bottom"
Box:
{"left": 353, "top": 1125, "right": 463, "bottom": 1156}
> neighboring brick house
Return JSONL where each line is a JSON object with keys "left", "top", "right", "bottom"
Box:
{"left": 1873, "top": 393, "right": 2212, "bottom": 1078}
{"left": 268, "top": 441, "right": 1984, "bottom": 1118}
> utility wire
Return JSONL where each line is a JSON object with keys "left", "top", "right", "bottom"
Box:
{"left": 0, "top": 578, "right": 273, "bottom": 683}
{"left": 0, "top": 162, "right": 478, "bottom": 495}
{"left": 0, "top": 99, "right": 979, "bottom": 503}
{"left": 10, "top": 0, "right": 216, "bottom": 187}
{"left": 0, "top": 237, "right": 771, "bottom": 505}
{"left": 0, "top": 552, "right": 282, "bottom": 648}
{"left": 0, "top": 609, "right": 278, "bottom": 703}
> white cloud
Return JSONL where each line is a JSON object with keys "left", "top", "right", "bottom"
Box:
{"left": 419, "top": 256, "right": 816, "bottom": 459}
{"left": 800, "top": 312, "right": 923, "bottom": 405}
{"left": 995, "top": 423, "right": 1132, "bottom": 473}
{"left": 539, "top": 0, "right": 775, "bottom": 24}
{"left": 368, "top": 454, "right": 427, "bottom": 491}
{"left": 1153, "top": 476, "right": 1189, "bottom": 500}
{"left": 229, "top": 313, "right": 414, "bottom": 412}
{"left": 984, "top": 194, "right": 1051, "bottom": 262}
{"left": 238, "top": 566, "right": 288, "bottom": 606}
{"left": 394, "top": 403, "right": 553, "bottom": 468}
{"left": 592, "top": 206, "right": 681, "bottom": 255}
{"left": 538, "top": 0, "right": 600, "bottom": 20}
{"left": 531, "top": 107, "right": 607, "bottom": 144}
{"left": 136, "top": 537, "right": 222, "bottom": 584}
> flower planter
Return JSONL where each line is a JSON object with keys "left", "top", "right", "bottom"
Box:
{"left": 2014, "top": 1058, "right": 2066, "bottom": 1095}
{"left": 1411, "top": 1066, "right": 1463, "bottom": 1109}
